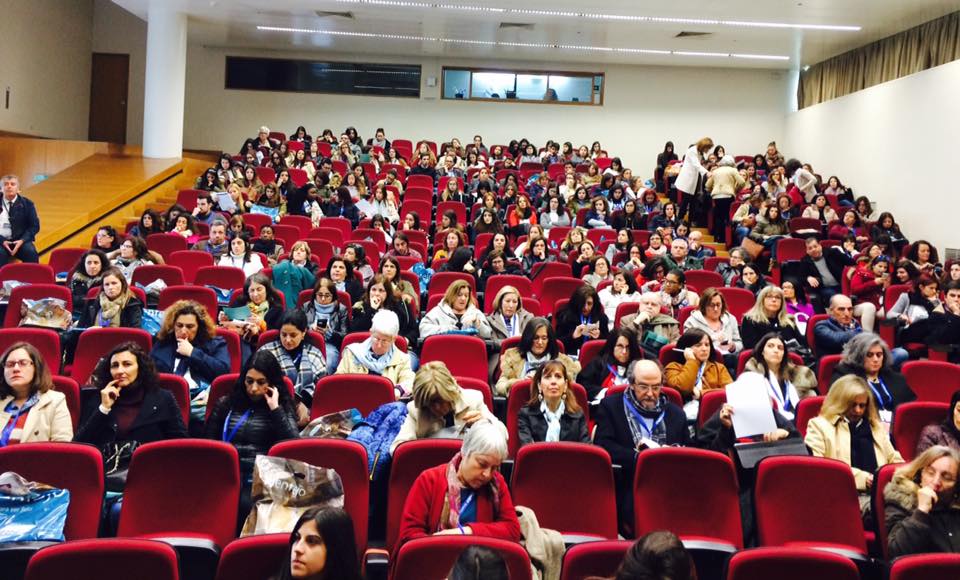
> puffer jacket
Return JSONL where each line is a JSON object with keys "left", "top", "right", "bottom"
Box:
{"left": 205, "top": 397, "right": 300, "bottom": 478}
{"left": 884, "top": 470, "right": 960, "bottom": 557}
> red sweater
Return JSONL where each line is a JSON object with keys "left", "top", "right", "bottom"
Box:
{"left": 850, "top": 266, "right": 884, "bottom": 310}
{"left": 396, "top": 463, "right": 521, "bottom": 548}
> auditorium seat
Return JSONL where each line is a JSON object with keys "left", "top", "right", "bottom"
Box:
{"left": 193, "top": 266, "right": 246, "bottom": 293}
{"left": 559, "top": 540, "right": 630, "bottom": 580}
{"left": 506, "top": 379, "right": 589, "bottom": 458}
{"left": 340, "top": 331, "right": 408, "bottom": 353}
{"left": 70, "top": 327, "right": 153, "bottom": 386}
{"left": 390, "top": 536, "right": 532, "bottom": 580}
{"left": 159, "top": 285, "right": 219, "bottom": 318}
{"left": 893, "top": 401, "right": 949, "bottom": 461}
{"left": 536, "top": 276, "right": 585, "bottom": 317}
{"left": 145, "top": 233, "right": 189, "bottom": 262}
{"left": 214, "top": 534, "right": 288, "bottom": 580}
{"left": 420, "top": 335, "right": 488, "bottom": 383}
{"left": 872, "top": 462, "right": 901, "bottom": 560}
{"left": 0, "top": 262, "right": 55, "bottom": 284}
{"left": 167, "top": 250, "right": 214, "bottom": 284}
{"left": 156, "top": 373, "right": 191, "bottom": 427}
{"left": 794, "top": 396, "right": 825, "bottom": 438}
{"left": 24, "top": 539, "right": 179, "bottom": 580}
{"left": 269, "top": 439, "right": 369, "bottom": 554}
{"left": 131, "top": 264, "right": 186, "bottom": 289}
{"left": 725, "top": 547, "right": 859, "bottom": 580}
{"left": 889, "top": 553, "right": 960, "bottom": 580}
{"left": 482, "top": 274, "right": 533, "bottom": 311}
{"left": 310, "top": 374, "right": 395, "bottom": 419}
{"left": 511, "top": 442, "right": 618, "bottom": 540}
{"left": 2, "top": 284, "right": 72, "bottom": 332}
{"left": 901, "top": 360, "right": 960, "bottom": 403}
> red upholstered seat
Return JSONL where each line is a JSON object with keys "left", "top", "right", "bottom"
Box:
{"left": 214, "top": 534, "right": 289, "bottom": 580}
{"left": 24, "top": 538, "right": 179, "bottom": 580}
{"left": 726, "top": 547, "right": 859, "bottom": 580}
{"left": 420, "top": 335, "right": 488, "bottom": 383}
{"left": 901, "top": 360, "right": 960, "bottom": 403}
{"left": 390, "top": 536, "right": 532, "bottom": 580}
{"left": 310, "top": 374, "right": 395, "bottom": 419}
{"left": 893, "top": 401, "right": 949, "bottom": 461}
{"left": 559, "top": 540, "right": 631, "bottom": 580}
{"left": 70, "top": 327, "right": 153, "bottom": 386}
{"left": 889, "top": 553, "right": 960, "bottom": 580}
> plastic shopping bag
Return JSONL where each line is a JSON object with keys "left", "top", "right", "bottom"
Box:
{"left": 0, "top": 471, "right": 70, "bottom": 542}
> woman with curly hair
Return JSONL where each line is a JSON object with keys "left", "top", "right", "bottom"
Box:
{"left": 150, "top": 300, "right": 231, "bottom": 389}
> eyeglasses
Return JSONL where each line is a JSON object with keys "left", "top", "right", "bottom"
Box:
{"left": 4, "top": 359, "right": 33, "bottom": 369}
{"left": 632, "top": 383, "right": 662, "bottom": 393}
{"left": 922, "top": 466, "right": 957, "bottom": 485}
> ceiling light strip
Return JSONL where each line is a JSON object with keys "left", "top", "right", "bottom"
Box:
{"left": 333, "top": 0, "right": 860, "bottom": 31}
{"left": 256, "top": 26, "right": 789, "bottom": 60}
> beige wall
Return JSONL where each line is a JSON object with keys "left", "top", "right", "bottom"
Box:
{"left": 92, "top": 0, "right": 146, "bottom": 146}
{"left": 783, "top": 58, "right": 960, "bottom": 254}
{"left": 0, "top": 0, "right": 94, "bottom": 140}
{"left": 183, "top": 45, "right": 791, "bottom": 172}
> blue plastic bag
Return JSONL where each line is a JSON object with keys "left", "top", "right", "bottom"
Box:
{"left": 0, "top": 477, "right": 70, "bottom": 542}
{"left": 140, "top": 308, "right": 164, "bottom": 336}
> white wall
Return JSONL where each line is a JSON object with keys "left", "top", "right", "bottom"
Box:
{"left": 0, "top": 0, "right": 93, "bottom": 139}
{"left": 783, "top": 58, "right": 960, "bottom": 253}
{"left": 92, "top": 0, "right": 147, "bottom": 145}
{"left": 183, "top": 45, "right": 790, "bottom": 172}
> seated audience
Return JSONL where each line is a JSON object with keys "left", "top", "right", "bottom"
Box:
{"left": 655, "top": 268, "right": 700, "bottom": 319}
{"left": 326, "top": 255, "right": 364, "bottom": 304}
{"left": 735, "top": 262, "right": 770, "bottom": 296}
{"left": 663, "top": 237, "right": 703, "bottom": 272}
{"left": 619, "top": 292, "right": 681, "bottom": 358}
{"left": 218, "top": 235, "right": 265, "bottom": 278}
{"left": 349, "top": 274, "right": 418, "bottom": 349}
{"left": 397, "top": 419, "right": 520, "bottom": 545}
{"left": 276, "top": 507, "right": 362, "bottom": 580}
{"left": 683, "top": 287, "right": 743, "bottom": 369}
{"left": 420, "top": 280, "right": 491, "bottom": 339}
{"left": 69, "top": 249, "right": 109, "bottom": 318}
{"left": 300, "top": 277, "right": 349, "bottom": 375}
{"left": 598, "top": 271, "right": 642, "bottom": 329}
{"left": 77, "top": 266, "right": 143, "bottom": 329}
{"left": 517, "top": 360, "right": 590, "bottom": 447}
{"left": 664, "top": 329, "right": 733, "bottom": 405}
{"left": 495, "top": 317, "right": 579, "bottom": 397}
{"left": 805, "top": 375, "right": 903, "bottom": 523}
{"left": 338, "top": 309, "right": 415, "bottom": 398}
{"left": 740, "top": 285, "right": 806, "bottom": 350}
{"left": 814, "top": 294, "right": 905, "bottom": 364}
{"left": 109, "top": 236, "right": 157, "bottom": 282}
{"left": 555, "top": 284, "right": 610, "bottom": 355}
{"left": 192, "top": 219, "right": 230, "bottom": 261}
{"left": 743, "top": 333, "right": 818, "bottom": 419}
{"left": 917, "top": 390, "right": 960, "bottom": 454}
{"left": 886, "top": 273, "right": 946, "bottom": 344}
{"left": 485, "top": 285, "right": 535, "bottom": 349}
{"left": 252, "top": 224, "right": 284, "bottom": 266}
{"left": 577, "top": 328, "right": 642, "bottom": 402}
{"left": 799, "top": 237, "right": 855, "bottom": 311}
{"left": 782, "top": 278, "right": 814, "bottom": 335}
{"left": 0, "top": 343, "right": 72, "bottom": 443}
{"left": 391, "top": 362, "right": 504, "bottom": 452}
{"left": 219, "top": 273, "right": 284, "bottom": 355}
{"left": 885, "top": 445, "right": 960, "bottom": 558}
{"left": 150, "top": 300, "right": 231, "bottom": 390}
{"left": 205, "top": 351, "right": 300, "bottom": 520}
{"left": 261, "top": 309, "right": 327, "bottom": 408}
{"left": 831, "top": 333, "right": 916, "bottom": 423}
{"left": 75, "top": 342, "right": 187, "bottom": 452}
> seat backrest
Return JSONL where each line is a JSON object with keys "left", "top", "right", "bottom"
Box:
{"left": 537, "top": 277, "right": 586, "bottom": 317}
{"left": 697, "top": 389, "right": 727, "bottom": 430}
{"left": 131, "top": 264, "right": 186, "bottom": 289}
{"left": 806, "top": 313, "right": 831, "bottom": 358}
{"left": 0, "top": 442, "right": 104, "bottom": 540}
{"left": 873, "top": 462, "right": 902, "bottom": 560}
{"left": 427, "top": 271, "right": 476, "bottom": 297}
{"left": 512, "top": 443, "right": 617, "bottom": 539}
{"left": 4, "top": 284, "right": 72, "bottom": 328}
{"left": 340, "top": 331, "right": 408, "bottom": 353}
{"left": 716, "top": 287, "right": 755, "bottom": 321}
{"left": 452, "top": 376, "right": 493, "bottom": 411}
{"left": 889, "top": 553, "right": 960, "bottom": 580}
{"left": 893, "top": 402, "right": 950, "bottom": 461}
{"left": 0, "top": 263, "right": 55, "bottom": 284}
{"left": 214, "top": 533, "right": 289, "bottom": 580}
{"left": 613, "top": 301, "right": 640, "bottom": 329}
{"left": 279, "top": 214, "right": 313, "bottom": 236}
{"left": 577, "top": 339, "right": 606, "bottom": 368}
{"left": 726, "top": 547, "right": 859, "bottom": 580}
{"left": 776, "top": 238, "right": 809, "bottom": 263}
{"left": 795, "top": 396, "right": 825, "bottom": 438}
{"left": 391, "top": 536, "right": 532, "bottom": 580}
{"left": 50, "top": 375, "right": 80, "bottom": 430}
{"left": 0, "top": 327, "right": 62, "bottom": 374}
{"left": 634, "top": 447, "right": 742, "bottom": 548}
{"left": 684, "top": 269, "right": 724, "bottom": 292}
{"left": 420, "top": 334, "right": 488, "bottom": 383}
{"left": 559, "top": 540, "right": 631, "bottom": 580}
{"left": 168, "top": 250, "right": 215, "bottom": 283}
{"left": 47, "top": 247, "right": 87, "bottom": 279}
{"left": 156, "top": 373, "right": 191, "bottom": 427}
{"left": 24, "top": 538, "right": 180, "bottom": 580}
{"left": 386, "top": 439, "right": 461, "bottom": 552}
{"left": 482, "top": 274, "right": 533, "bottom": 311}
{"left": 70, "top": 328, "right": 153, "bottom": 386}
{"left": 754, "top": 456, "right": 867, "bottom": 554}
{"left": 270, "top": 439, "right": 370, "bottom": 555}
{"left": 215, "top": 328, "right": 243, "bottom": 373}
{"left": 118, "top": 440, "right": 240, "bottom": 548}
{"left": 310, "top": 374, "right": 395, "bottom": 419}
{"left": 158, "top": 285, "right": 219, "bottom": 319}
{"left": 816, "top": 353, "right": 842, "bottom": 395}
{"left": 145, "top": 233, "right": 189, "bottom": 261}
{"left": 902, "top": 360, "right": 960, "bottom": 403}
{"left": 194, "top": 266, "right": 247, "bottom": 291}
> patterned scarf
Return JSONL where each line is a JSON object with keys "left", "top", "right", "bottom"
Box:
{"left": 541, "top": 399, "right": 565, "bottom": 442}
{"left": 523, "top": 351, "right": 551, "bottom": 375}
{"left": 623, "top": 388, "right": 667, "bottom": 447}
{"left": 439, "top": 452, "right": 500, "bottom": 532}
{"left": 98, "top": 290, "right": 131, "bottom": 327}
{"left": 345, "top": 337, "right": 395, "bottom": 375}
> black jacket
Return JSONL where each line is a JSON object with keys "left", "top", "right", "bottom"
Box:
{"left": 349, "top": 301, "right": 418, "bottom": 348}
{"left": 204, "top": 396, "right": 300, "bottom": 477}
{"left": 150, "top": 336, "right": 232, "bottom": 387}
{"left": 740, "top": 316, "right": 806, "bottom": 351}
{"left": 516, "top": 405, "right": 590, "bottom": 447}
{"left": 2, "top": 195, "right": 40, "bottom": 243}
{"left": 324, "top": 203, "right": 361, "bottom": 228}
{"left": 74, "top": 387, "right": 187, "bottom": 448}
{"left": 78, "top": 296, "right": 144, "bottom": 329}
{"left": 555, "top": 308, "right": 610, "bottom": 355}
{"left": 799, "top": 248, "right": 855, "bottom": 289}
{"left": 408, "top": 165, "right": 438, "bottom": 184}
{"left": 576, "top": 357, "right": 625, "bottom": 403}
{"left": 593, "top": 393, "right": 689, "bottom": 476}
{"left": 831, "top": 363, "right": 916, "bottom": 411}
{"left": 696, "top": 406, "right": 799, "bottom": 453}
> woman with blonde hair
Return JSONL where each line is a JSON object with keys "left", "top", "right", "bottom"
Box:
{"left": 390, "top": 361, "right": 505, "bottom": 452}
{"left": 884, "top": 445, "right": 960, "bottom": 557}
{"left": 0, "top": 343, "right": 72, "bottom": 444}
{"left": 420, "top": 279, "right": 491, "bottom": 339}
{"left": 740, "top": 285, "right": 805, "bottom": 349}
{"left": 485, "top": 285, "right": 535, "bottom": 348}
{"left": 805, "top": 374, "right": 903, "bottom": 521}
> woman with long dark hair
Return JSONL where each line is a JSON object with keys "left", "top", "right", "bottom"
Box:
{"left": 275, "top": 507, "right": 362, "bottom": 580}
{"left": 555, "top": 284, "right": 610, "bottom": 355}
{"left": 576, "top": 328, "right": 642, "bottom": 402}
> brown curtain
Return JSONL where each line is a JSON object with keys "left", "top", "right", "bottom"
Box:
{"left": 799, "top": 11, "right": 960, "bottom": 108}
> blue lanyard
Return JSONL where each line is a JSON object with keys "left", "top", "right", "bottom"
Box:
{"left": 222, "top": 409, "right": 252, "bottom": 443}
{"left": 695, "top": 363, "right": 706, "bottom": 389}
{"left": 607, "top": 365, "right": 628, "bottom": 385}
{"left": 767, "top": 376, "right": 794, "bottom": 412}
{"left": 1, "top": 397, "right": 36, "bottom": 447}
{"left": 460, "top": 491, "right": 475, "bottom": 514}
{"left": 869, "top": 378, "right": 893, "bottom": 410}
{"left": 623, "top": 396, "right": 665, "bottom": 438}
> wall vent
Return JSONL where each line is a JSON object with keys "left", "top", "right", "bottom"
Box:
{"left": 499, "top": 22, "right": 535, "bottom": 30}
{"left": 315, "top": 11, "right": 356, "bottom": 19}
{"left": 675, "top": 31, "right": 712, "bottom": 38}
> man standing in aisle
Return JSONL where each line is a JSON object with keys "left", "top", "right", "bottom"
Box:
{"left": 0, "top": 174, "right": 40, "bottom": 265}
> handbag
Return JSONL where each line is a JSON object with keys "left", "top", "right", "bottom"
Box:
{"left": 103, "top": 440, "right": 139, "bottom": 493}
{"left": 0, "top": 472, "right": 70, "bottom": 542}
{"left": 241, "top": 455, "right": 344, "bottom": 536}
{"left": 741, "top": 237, "right": 765, "bottom": 261}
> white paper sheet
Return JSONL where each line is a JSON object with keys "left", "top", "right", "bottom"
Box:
{"left": 725, "top": 373, "right": 778, "bottom": 438}
{"left": 215, "top": 191, "right": 237, "bottom": 213}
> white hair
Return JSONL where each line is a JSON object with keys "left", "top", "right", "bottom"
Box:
{"left": 370, "top": 308, "right": 400, "bottom": 337}
{"left": 259, "top": 126, "right": 270, "bottom": 134}
{"left": 719, "top": 155, "right": 736, "bottom": 167}
{"left": 461, "top": 419, "right": 507, "bottom": 460}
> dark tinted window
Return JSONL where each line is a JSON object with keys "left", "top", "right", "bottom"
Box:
{"left": 225, "top": 57, "right": 421, "bottom": 98}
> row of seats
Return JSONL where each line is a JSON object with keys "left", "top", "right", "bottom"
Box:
{"left": 4, "top": 440, "right": 958, "bottom": 579}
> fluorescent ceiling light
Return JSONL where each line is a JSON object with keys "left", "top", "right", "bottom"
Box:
{"left": 334, "top": 0, "right": 861, "bottom": 31}
{"left": 256, "top": 25, "right": 790, "bottom": 60}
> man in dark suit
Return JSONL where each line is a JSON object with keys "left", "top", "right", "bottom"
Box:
{"left": 0, "top": 174, "right": 40, "bottom": 265}
{"left": 594, "top": 358, "right": 688, "bottom": 533}
{"left": 797, "top": 237, "right": 854, "bottom": 312}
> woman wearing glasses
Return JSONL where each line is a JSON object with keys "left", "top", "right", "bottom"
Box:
{"left": 0, "top": 343, "right": 72, "bottom": 445}
{"left": 830, "top": 333, "right": 916, "bottom": 425}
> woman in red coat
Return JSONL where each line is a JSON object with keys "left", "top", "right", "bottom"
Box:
{"left": 396, "top": 420, "right": 521, "bottom": 547}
